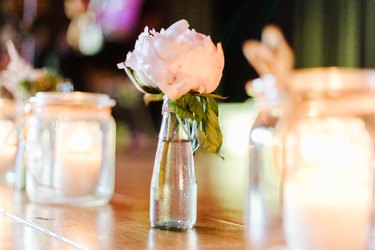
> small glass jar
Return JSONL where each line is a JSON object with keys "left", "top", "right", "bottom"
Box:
{"left": 0, "top": 98, "right": 17, "bottom": 183}
{"left": 246, "top": 75, "right": 286, "bottom": 248}
{"left": 281, "top": 68, "right": 375, "bottom": 250}
{"left": 25, "top": 92, "right": 116, "bottom": 206}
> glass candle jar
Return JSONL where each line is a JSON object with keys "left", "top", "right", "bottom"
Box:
{"left": 281, "top": 68, "right": 375, "bottom": 250}
{"left": 24, "top": 92, "right": 116, "bottom": 206}
{"left": 0, "top": 98, "right": 17, "bottom": 183}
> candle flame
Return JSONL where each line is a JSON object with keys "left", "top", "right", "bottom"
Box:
{"left": 61, "top": 122, "right": 98, "bottom": 154}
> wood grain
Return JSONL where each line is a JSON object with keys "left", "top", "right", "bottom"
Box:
{"left": 0, "top": 136, "right": 250, "bottom": 249}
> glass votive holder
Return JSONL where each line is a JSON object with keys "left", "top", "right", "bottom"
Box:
{"left": 24, "top": 92, "right": 116, "bottom": 206}
{"left": 0, "top": 98, "right": 17, "bottom": 184}
{"left": 281, "top": 68, "right": 375, "bottom": 250}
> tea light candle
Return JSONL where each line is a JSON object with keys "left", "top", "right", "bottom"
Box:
{"left": 54, "top": 121, "right": 103, "bottom": 196}
{"left": 0, "top": 120, "right": 17, "bottom": 172}
{"left": 283, "top": 118, "right": 372, "bottom": 250}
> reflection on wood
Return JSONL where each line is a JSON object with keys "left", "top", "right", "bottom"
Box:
{"left": 0, "top": 124, "right": 251, "bottom": 249}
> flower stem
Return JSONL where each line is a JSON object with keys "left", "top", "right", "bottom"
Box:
{"left": 157, "top": 106, "right": 177, "bottom": 196}
{"left": 157, "top": 140, "right": 169, "bottom": 194}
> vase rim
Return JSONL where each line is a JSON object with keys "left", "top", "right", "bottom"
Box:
{"left": 31, "top": 91, "right": 116, "bottom": 108}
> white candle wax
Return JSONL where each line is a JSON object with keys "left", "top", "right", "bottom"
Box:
{"left": 0, "top": 120, "right": 17, "bottom": 172}
{"left": 284, "top": 118, "right": 372, "bottom": 250}
{"left": 284, "top": 176, "right": 371, "bottom": 250}
{"left": 55, "top": 121, "right": 103, "bottom": 196}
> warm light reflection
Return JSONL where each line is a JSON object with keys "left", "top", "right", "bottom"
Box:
{"left": 219, "top": 101, "right": 257, "bottom": 157}
{"left": 65, "top": 122, "right": 96, "bottom": 153}
{"left": 195, "top": 101, "right": 257, "bottom": 214}
{"left": 295, "top": 118, "right": 371, "bottom": 178}
{"left": 25, "top": 204, "right": 89, "bottom": 249}
{"left": 147, "top": 229, "right": 198, "bottom": 250}
{"left": 250, "top": 127, "right": 274, "bottom": 146}
{"left": 0, "top": 120, "right": 17, "bottom": 173}
{"left": 284, "top": 117, "right": 372, "bottom": 250}
{"left": 55, "top": 121, "right": 103, "bottom": 195}
{"left": 328, "top": 68, "right": 341, "bottom": 89}
{"left": 248, "top": 191, "right": 266, "bottom": 243}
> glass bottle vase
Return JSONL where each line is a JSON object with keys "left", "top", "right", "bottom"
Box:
{"left": 150, "top": 97, "right": 197, "bottom": 230}
{"left": 246, "top": 75, "right": 286, "bottom": 248}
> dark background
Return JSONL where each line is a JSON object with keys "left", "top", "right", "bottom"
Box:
{"left": 1, "top": 0, "right": 374, "bottom": 137}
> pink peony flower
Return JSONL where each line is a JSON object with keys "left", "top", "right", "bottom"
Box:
{"left": 124, "top": 19, "right": 224, "bottom": 100}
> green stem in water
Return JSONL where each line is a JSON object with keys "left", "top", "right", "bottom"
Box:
{"left": 157, "top": 141, "right": 169, "bottom": 197}
{"left": 157, "top": 110, "right": 178, "bottom": 196}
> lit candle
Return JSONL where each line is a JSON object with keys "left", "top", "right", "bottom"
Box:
{"left": 54, "top": 121, "right": 103, "bottom": 196}
{"left": 0, "top": 120, "right": 17, "bottom": 172}
{"left": 283, "top": 118, "right": 372, "bottom": 250}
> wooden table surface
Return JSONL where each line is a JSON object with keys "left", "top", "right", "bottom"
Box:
{"left": 0, "top": 135, "right": 251, "bottom": 250}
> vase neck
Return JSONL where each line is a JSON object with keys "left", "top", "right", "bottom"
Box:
{"left": 159, "top": 97, "right": 192, "bottom": 142}
{"left": 161, "top": 96, "right": 172, "bottom": 115}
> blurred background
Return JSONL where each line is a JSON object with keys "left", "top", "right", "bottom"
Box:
{"left": 1, "top": 0, "right": 374, "bottom": 150}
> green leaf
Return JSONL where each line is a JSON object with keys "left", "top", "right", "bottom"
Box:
{"left": 169, "top": 92, "right": 224, "bottom": 158}
{"left": 204, "top": 107, "right": 223, "bottom": 155}
{"left": 170, "top": 98, "right": 194, "bottom": 120}
{"left": 196, "top": 92, "right": 228, "bottom": 100}
{"left": 186, "top": 95, "right": 205, "bottom": 120}
{"left": 207, "top": 96, "right": 219, "bottom": 115}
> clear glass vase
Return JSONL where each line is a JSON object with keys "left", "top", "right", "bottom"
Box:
{"left": 246, "top": 75, "right": 286, "bottom": 248}
{"left": 150, "top": 97, "right": 197, "bottom": 230}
